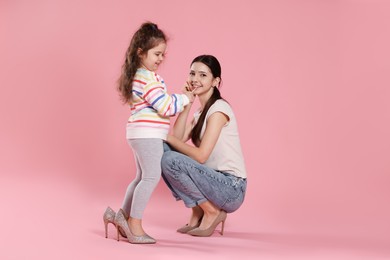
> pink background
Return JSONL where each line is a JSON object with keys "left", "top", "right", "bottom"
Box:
{"left": 1, "top": 0, "right": 390, "bottom": 259}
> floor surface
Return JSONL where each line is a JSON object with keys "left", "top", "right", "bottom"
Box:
{"left": 1, "top": 175, "right": 389, "bottom": 260}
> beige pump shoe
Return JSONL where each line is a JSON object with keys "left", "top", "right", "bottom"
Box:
{"left": 176, "top": 217, "right": 203, "bottom": 234}
{"left": 187, "top": 211, "right": 227, "bottom": 237}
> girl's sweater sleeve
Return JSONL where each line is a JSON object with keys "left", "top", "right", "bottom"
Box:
{"left": 143, "top": 81, "right": 190, "bottom": 117}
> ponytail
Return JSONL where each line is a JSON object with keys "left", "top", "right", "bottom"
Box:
{"left": 117, "top": 22, "right": 167, "bottom": 104}
{"left": 191, "top": 87, "right": 223, "bottom": 146}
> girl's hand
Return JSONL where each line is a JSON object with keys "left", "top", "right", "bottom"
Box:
{"left": 185, "top": 80, "right": 199, "bottom": 93}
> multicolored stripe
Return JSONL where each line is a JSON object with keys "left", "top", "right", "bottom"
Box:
{"left": 126, "top": 68, "right": 189, "bottom": 139}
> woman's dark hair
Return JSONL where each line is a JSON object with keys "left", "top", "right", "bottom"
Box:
{"left": 190, "top": 55, "right": 224, "bottom": 147}
{"left": 117, "top": 22, "right": 167, "bottom": 104}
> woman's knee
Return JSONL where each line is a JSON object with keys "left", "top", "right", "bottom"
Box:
{"left": 161, "top": 150, "right": 178, "bottom": 172}
{"left": 163, "top": 142, "right": 172, "bottom": 152}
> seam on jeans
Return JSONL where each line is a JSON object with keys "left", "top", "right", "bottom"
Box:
{"left": 170, "top": 158, "right": 245, "bottom": 210}
{"left": 169, "top": 159, "right": 204, "bottom": 202}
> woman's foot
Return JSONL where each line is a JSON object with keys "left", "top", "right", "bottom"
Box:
{"left": 188, "top": 206, "right": 204, "bottom": 227}
{"left": 177, "top": 206, "right": 204, "bottom": 233}
{"left": 187, "top": 210, "right": 227, "bottom": 237}
{"left": 187, "top": 201, "right": 227, "bottom": 236}
{"left": 198, "top": 208, "right": 221, "bottom": 230}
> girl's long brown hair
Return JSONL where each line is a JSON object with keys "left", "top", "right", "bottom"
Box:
{"left": 190, "top": 55, "right": 224, "bottom": 147}
{"left": 117, "top": 22, "right": 167, "bottom": 104}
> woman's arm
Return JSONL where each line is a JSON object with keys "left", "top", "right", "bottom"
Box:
{"left": 171, "top": 102, "right": 193, "bottom": 141}
{"left": 171, "top": 84, "right": 195, "bottom": 141}
{"left": 166, "top": 112, "right": 229, "bottom": 163}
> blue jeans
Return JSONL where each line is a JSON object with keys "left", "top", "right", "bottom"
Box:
{"left": 161, "top": 143, "right": 247, "bottom": 213}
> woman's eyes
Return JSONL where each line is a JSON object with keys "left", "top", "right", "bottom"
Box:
{"left": 189, "top": 72, "right": 207, "bottom": 77}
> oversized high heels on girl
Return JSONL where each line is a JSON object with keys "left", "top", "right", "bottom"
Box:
{"left": 103, "top": 206, "right": 127, "bottom": 238}
{"left": 187, "top": 210, "right": 227, "bottom": 237}
{"left": 114, "top": 208, "right": 156, "bottom": 244}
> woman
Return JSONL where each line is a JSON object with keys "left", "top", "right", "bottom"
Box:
{"left": 161, "top": 55, "right": 247, "bottom": 237}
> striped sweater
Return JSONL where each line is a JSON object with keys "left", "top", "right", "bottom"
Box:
{"left": 126, "top": 68, "right": 190, "bottom": 140}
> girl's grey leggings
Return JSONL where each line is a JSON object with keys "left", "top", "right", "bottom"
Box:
{"left": 121, "top": 138, "right": 163, "bottom": 219}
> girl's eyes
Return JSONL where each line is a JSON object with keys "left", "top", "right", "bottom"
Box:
{"left": 189, "top": 72, "right": 195, "bottom": 76}
{"left": 200, "top": 74, "right": 207, "bottom": 77}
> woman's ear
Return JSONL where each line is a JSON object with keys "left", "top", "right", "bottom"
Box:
{"left": 213, "top": 77, "right": 221, "bottom": 88}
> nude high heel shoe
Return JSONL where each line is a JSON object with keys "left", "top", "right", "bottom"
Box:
{"left": 103, "top": 206, "right": 127, "bottom": 238}
{"left": 187, "top": 211, "right": 227, "bottom": 237}
{"left": 114, "top": 208, "right": 156, "bottom": 244}
{"left": 177, "top": 217, "right": 203, "bottom": 234}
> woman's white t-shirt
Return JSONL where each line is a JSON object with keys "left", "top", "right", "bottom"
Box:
{"left": 193, "top": 100, "right": 247, "bottom": 179}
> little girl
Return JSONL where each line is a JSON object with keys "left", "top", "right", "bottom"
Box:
{"left": 103, "top": 22, "right": 193, "bottom": 244}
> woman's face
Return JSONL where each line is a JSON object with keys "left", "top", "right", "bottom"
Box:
{"left": 188, "top": 62, "right": 219, "bottom": 96}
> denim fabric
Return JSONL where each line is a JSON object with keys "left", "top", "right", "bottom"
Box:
{"left": 161, "top": 143, "right": 247, "bottom": 213}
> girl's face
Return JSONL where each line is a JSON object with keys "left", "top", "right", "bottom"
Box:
{"left": 139, "top": 42, "right": 166, "bottom": 71}
{"left": 188, "top": 62, "right": 219, "bottom": 96}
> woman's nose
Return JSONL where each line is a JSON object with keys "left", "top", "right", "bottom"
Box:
{"left": 190, "top": 75, "right": 199, "bottom": 83}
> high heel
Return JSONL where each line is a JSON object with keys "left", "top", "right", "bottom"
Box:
{"left": 187, "top": 211, "right": 227, "bottom": 237}
{"left": 177, "top": 217, "right": 203, "bottom": 233}
{"left": 103, "top": 207, "right": 116, "bottom": 238}
{"left": 114, "top": 208, "right": 156, "bottom": 244}
{"left": 103, "top": 206, "right": 127, "bottom": 238}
